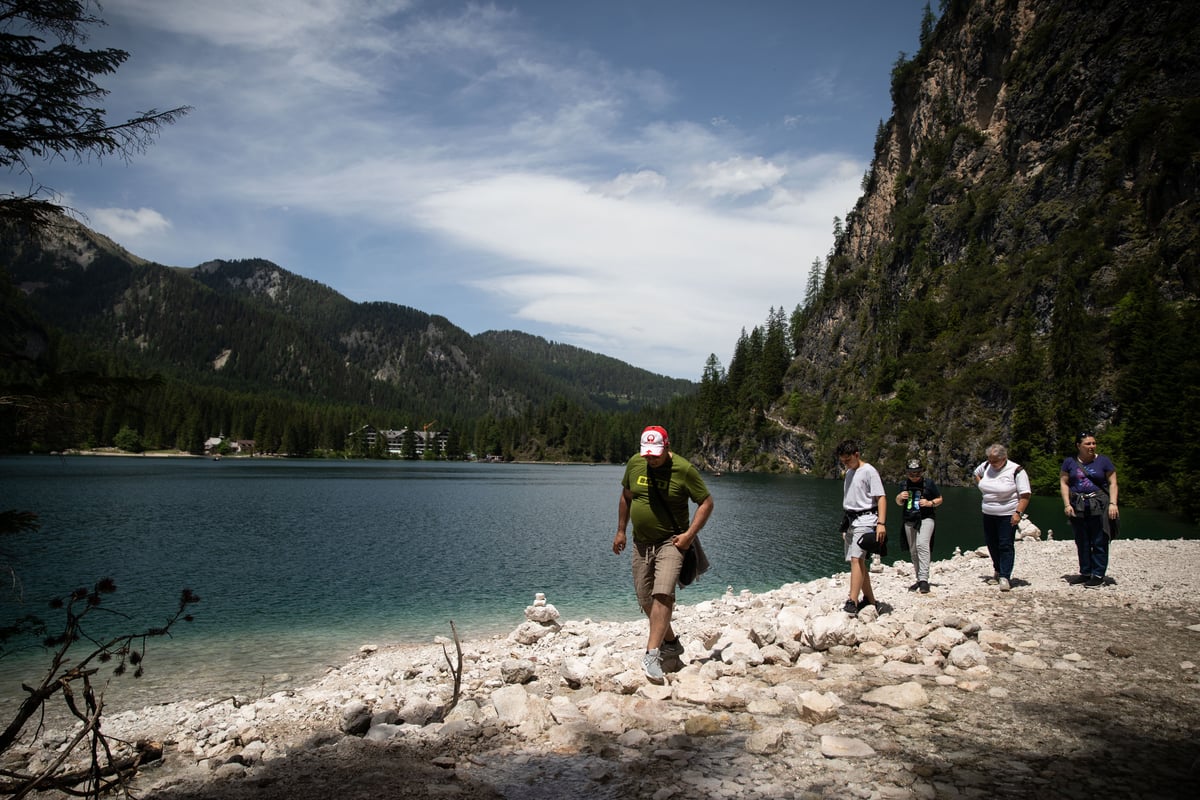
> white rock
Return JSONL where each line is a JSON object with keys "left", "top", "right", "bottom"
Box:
{"left": 397, "top": 697, "right": 439, "bottom": 725}
{"left": 809, "top": 613, "right": 858, "bottom": 650}
{"left": 797, "top": 690, "right": 842, "bottom": 723}
{"left": 490, "top": 684, "right": 532, "bottom": 726}
{"left": 509, "top": 620, "right": 559, "bottom": 645}
{"left": 775, "top": 605, "right": 809, "bottom": 642}
{"left": 861, "top": 681, "right": 930, "bottom": 710}
{"left": 1016, "top": 517, "right": 1042, "bottom": 540}
{"left": 880, "top": 661, "right": 941, "bottom": 679}
{"left": 617, "top": 728, "right": 651, "bottom": 748}
{"left": 239, "top": 740, "right": 267, "bottom": 764}
{"left": 922, "top": 626, "right": 968, "bottom": 654}
{"left": 820, "top": 734, "right": 876, "bottom": 758}
{"left": 978, "top": 630, "right": 1015, "bottom": 651}
{"left": 793, "top": 652, "right": 827, "bottom": 676}
{"left": 559, "top": 656, "right": 591, "bottom": 689}
{"left": 719, "top": 640, "right": 764, "bottom": 666}
{"left": 582, "top": 693, "right": 626, "bottom": 734}
{"left": 759, "top": 643, "right": 792, "bottom": 665}
{"left": 500, "top": 658, "right": 537, "bottom": 684}
{"left": 1012, "top": 652, "right": 1049, "bottom": 670}
{"left": 212, "top": 761, "right": 247, "bottom": 780}
{"left": 672, "top": 674, "right": 718, "bottom": 706}
{"left": 525, "top": 602, "right": 560, "bottom": 624}
{"left": 948, "top": 640, "right": 988, "bottom": 669}
{"left": 364, "top": 722, "right": 404, "bottom": 742}
{"left": 746, "top": 726, "right": 786, "bottom": 754}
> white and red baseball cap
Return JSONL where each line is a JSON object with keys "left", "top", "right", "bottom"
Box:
{"left": 640, "top": 425, "right": 669, "bottom": 456}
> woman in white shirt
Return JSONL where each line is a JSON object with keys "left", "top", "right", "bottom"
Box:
{"left": 972, "top": 443, "right": 1032, "bottom": 592}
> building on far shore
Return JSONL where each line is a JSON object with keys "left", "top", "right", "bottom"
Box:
{"left": 203, "top": 436, "right": 256, "bottom": 456}
{"left": 347, "top": 425, "right": 450, "bottom": 458}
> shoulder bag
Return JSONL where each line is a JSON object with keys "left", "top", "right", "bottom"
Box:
{"left": 646, "top": 467, "right": 710, "bottom": 586}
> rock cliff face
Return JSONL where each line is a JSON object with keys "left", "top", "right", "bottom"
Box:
{"left": 753, "top": 0, "right": 1199, "bottom": 489}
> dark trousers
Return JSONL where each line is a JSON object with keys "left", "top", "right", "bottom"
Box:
{"left": 982, "top": 514, "right": 1015, "bottom": 579}
{"left": 1070, "top": 513, "right": 1109, "bottom": 578}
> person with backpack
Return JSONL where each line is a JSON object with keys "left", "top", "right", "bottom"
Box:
{"left": 895, "top": 458, "right": 942, "bottom": 594}
{"left": 972, "top": 443, "right": 1031, "bottom": 592}
{"left": 1059, "top": 432, "right": 1119, "bottom": 588}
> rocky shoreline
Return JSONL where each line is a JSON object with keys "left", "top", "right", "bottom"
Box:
{"left": 14, "top": 538, "right": 1200, "bottom": 799}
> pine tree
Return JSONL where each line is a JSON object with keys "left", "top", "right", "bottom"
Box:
{"left": 0, "top": 0, "right": 189, "bottom": 231}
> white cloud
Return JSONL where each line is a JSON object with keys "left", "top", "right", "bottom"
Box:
{"left": 595, "top": 169, "right": 668, "bottom": 198}
{"left": 108, "top": 0, "right": 413, "bottom": 50}
{"left": 88, "top": 207, "right": 172, "bottom": 239}
{"left": 407, "top": 170, "right": 842, "bottom": 375}
{"left": 690, "top": 156, "right": 787, "bottom": 199}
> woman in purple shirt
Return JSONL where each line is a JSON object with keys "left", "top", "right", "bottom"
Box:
{"left": 1059, "top": 432, "right": 1119, "bottom": 588}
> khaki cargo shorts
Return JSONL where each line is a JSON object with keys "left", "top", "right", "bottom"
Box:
{"left": 632, "top": 539, "right": 684, "bottom": 613}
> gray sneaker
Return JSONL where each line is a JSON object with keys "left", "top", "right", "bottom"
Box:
{"left": 998, "top": 577, "right": 1011, "bottom": 592}
{"left": 642, "top": 649, "right": 664, "bottom": 683}
{"left": 660, "top": 638, "right": 685, "bottom": 658}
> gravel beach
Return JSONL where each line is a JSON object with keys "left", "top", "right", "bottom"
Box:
{"left": 11, "top": 537, "right": 1200, "bottom": 800}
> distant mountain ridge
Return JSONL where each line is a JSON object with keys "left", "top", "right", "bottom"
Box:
{"left": 0, "top": 216, "right": 694, "bottom": 424}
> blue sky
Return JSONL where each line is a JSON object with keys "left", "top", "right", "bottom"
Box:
{"left": 11, "top": 1, "right": 933, "bottom": 380}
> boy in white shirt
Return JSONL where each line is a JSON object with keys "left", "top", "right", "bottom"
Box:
{"left": 836, "top": 439, "right": 887, "bottom": 614}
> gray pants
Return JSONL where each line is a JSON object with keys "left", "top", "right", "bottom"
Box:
{"left": 904, "top": 518, "right": 935, "bottom": 582}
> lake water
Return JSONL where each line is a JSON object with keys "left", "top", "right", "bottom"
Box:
{"left": 1, "top": 455, "right": 1194, "bottom": 713}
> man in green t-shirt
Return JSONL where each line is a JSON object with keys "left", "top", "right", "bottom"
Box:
{"left": 613, "top": 425, "right": 713, "bottom": 683}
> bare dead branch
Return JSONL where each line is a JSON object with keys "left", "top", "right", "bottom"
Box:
{"left": 0, "top": 582, "right": 197, "bottom": 799}
{"left": 433, "top": 620, "right": 464, "bottom": 722}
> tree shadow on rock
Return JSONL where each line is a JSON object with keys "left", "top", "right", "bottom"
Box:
{"left": 139, "top": 737, "right": 504, "bottom": 800}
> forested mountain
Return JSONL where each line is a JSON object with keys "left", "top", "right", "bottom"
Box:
{"left": 0, "top": 216, "right": 694, "bottom": 459}
{"left": 697, "top": 0, "right": 1200, "bottom": 518}
{"left": 474, "top": 330, "right": 694, "bottom": 408}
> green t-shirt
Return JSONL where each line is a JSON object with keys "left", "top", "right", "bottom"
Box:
{"left": 622, "top": 454, "right": 710, "bottom": 545}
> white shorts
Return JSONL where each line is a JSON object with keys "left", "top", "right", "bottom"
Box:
{"left": 843, "top": 519, "right": 875, "bottom": 561}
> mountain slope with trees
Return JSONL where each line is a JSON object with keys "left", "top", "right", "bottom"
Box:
{"left": 0, "top": 216, "right": 694, "bottom": 459}
{"left": 696, "top": 0, "right": 1200, "bottom": 519}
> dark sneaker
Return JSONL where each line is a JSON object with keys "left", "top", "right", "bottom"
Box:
{"left": 857, "top": 598, "right": 878, "bottom": 613}
{"left": 842, "top": 599, "right": 858, "bottom": 615}
{"left": 908, "top": 581, "right": 920, "bottom": 592}
{"left": 1067, "top": 574, "right": 1088, "bottom": 585}
{"left": 918, "top": 581, "right": 930, "bottom": 594}
{"left": 660, "top": 638, "right": 685, "bottom": 658}
{"left": 642, "top": 649, "right": 664, "bottom": 682}
{"left": 1084, "top": 576, "right": 1104, "bottom": 588}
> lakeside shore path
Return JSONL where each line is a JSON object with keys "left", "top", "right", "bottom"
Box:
{"left": 17, "top": 538, "right": 1200, "bottom": 800}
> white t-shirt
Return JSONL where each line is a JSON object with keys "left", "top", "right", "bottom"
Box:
{"left": 974, "top": 459, "right": 1031, "bottom": 515}
{"left": 843, "top": 462, "right": 884, "bottom": 522}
